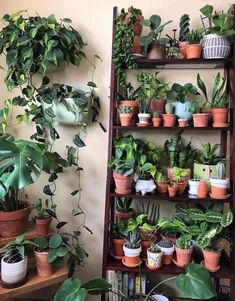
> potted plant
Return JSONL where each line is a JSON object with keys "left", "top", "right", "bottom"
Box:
{"left": 0, "top": 136, "right": 46, "bottom": 238}
{"left": 1, "top": 234, "right": 35, "bottom": 286}
{"left": 110, "top": 220, "right": 128, "bottom": 259}
{"left": 157, "top": 217, "right": 187, "bottom": 244}
{"left": 168, "top": 182, "right": 176, "bottom": 197}
{"left": 118, "top": 106, "right": 133, "bottom": 126}
{"left": 175, "top": 234, "right": 193, "bottom": 267}
{"left": 157, "top": 239, "right": 174, "bottom": 265}
{"left": 193, "top": 142, "right": 224, "bottom": 181}
{"left": 178, "top": 119, "right": 188, "bottom": 127}
{"left": 197, "top": 180, "right": 208, "bottom": 198}
{"left": 115, "top": 197, "right": 135, "bottom": 221}
{"left": 162, "top": 103, "right": 176, "bottom": 127}
{"left": 188, "top": 178, "right": 200, "bottom": 195}
{"left": 179, "top": 14, "right": 190, "bottom": 58}
{"left": 210, "top": 162, "right": 229, "bottom": 198}
{"left": 140, "top": 15, "right": 172, "bottom": 59}
{"left": 153, "top": 171, "right": 169, "bottom": 194}
{"left": 146, "top": 244, "right": 163, "bottom": 270}
{"left": 32, "top": 198, "right": 53, "bottom": 235}
{"left": 196, "top": 210, "right": 233, "bottom": 272}
{"left": 200, "top": 4, "right": 235, "bottom": 59}
{"left": 108, "top": 135, "right": 138, "bottom": 194}
{"left": 171, "top": 167, "right": 189, "bottom": 195}
{"left": 197, "top": 72, "right": 229, "bottom": 127}
{"left": 136, "top": 98, "right": 151, "bottom": 126}
{"left": 189, "top": 100, "right": 210, "bottom": 127}
{"left": 185, "top": 29, "right": 203, "bottom": 59}
{"left": 152, "top": 112, "right": 162, "bottom": 127}
{"left": 171, "top": 82, "right": 199, "bottom": 121}
{"left": 122, "top": 215, "right": 146, "bottom": 267}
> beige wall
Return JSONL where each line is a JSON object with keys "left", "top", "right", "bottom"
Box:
{"left": 0, "top": 0, "right": 232, "bottom": 299}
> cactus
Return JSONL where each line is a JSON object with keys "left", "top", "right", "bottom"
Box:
{"left": 188, "top": 225, "right": 201, "bottom": 236}
{"left": 165, "top": 103, "right": 173, "bottom": 114}
{"left": 176, "top": 234, "right": 192, "bottom": 249}
{"left": 157, "top": 239, "right": 173, "bottom": 248}
{"left": 188, "top": 208, "right": 205, "bottom": 221}
{"left": 153, "top": 112, "right": 161, "bottom": 118}
{"left": 205, "top": 211, "right": 222, "bottom": 223}
{"left": 179, "top": 14, "right": 190, "bottom": 42}
{"left": 148, "top": 243, "right": 161, "bottom": 253}
{"left": 216, "top": 162, "right": 226, "bottom": 179}
{"left": 221, "top": 211, "right": 233, "bottom": 227}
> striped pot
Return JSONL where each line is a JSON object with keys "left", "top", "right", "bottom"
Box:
{"left": 201, "top": 34, "right": 231, "bottom": 59}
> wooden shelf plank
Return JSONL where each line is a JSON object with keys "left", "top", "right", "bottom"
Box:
{"left": 0, "top": 267, "right": 67, "bottom": 301}
{"left": 113, "top": 125, "right": 232, "bottom": 131}
{"left": 0, "top": 222, "right": 53, "bottom": 249}
{"left": 110, "top": 192, "right": 232, "bottom": 203}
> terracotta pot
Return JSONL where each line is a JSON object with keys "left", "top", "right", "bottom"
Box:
{"left": 119, "top": 113, "right": 132, "bottom": 126}
{"left": 162, "top": 114, "right": 176, "bottom": 127}
{"left": 211, "top": 186, "right": 227, "bottom": 196}
{"left": 175, "top": 246, "right": 193, "bottom": 266}
{"left": 210, "top": 177, "right": 229, "bottom": 196}
{"left": 117, "top": 101, "right": 138, "bottom": 124}
{"left": 112, "top": 238, "right": 125, "bottom": 257}
{"left": 36, "top": 216, "right": 52, "bottom": 235}
{"left": 150, "top": 99, "right": 166, "bottom": 115}
{"left": 156, "top": 180, "right": 169, "bottom": 194}
{"left": 186, "top": 44, "right": 202, "bottom": 59}
{"left": 193, "top": 113, "right": 209, "bottom": 127}
{"left": 0, "top": 202, "right": 31, "bottom": 238}
{"left": 115, "top": 209, "right": 135, "bottom": 221}
{"left": 123, "top": 244, "right": 142, "bottom": 267}
{"left": 211, "top": 108, "right": 229, "bottom": 127}
{"left": 113, "top": 172, "right": 134, "bottom": 194}
{"left": 179, "top": 41, "right": 189, "bottom": 59}
{"left": 141, "top": 240, "right": 156, "bottom": 259}
{"left": 197, "top": 181, "right": 208, "bottom": 198}
{"left": 152, "top": 117, "right": 162, "bottom": 127}
{"left": 175, "top": 181, "right": 187, "bottom": 195}
{"left": 132, "top": 36, "right": 142, "bottom": 54}
{"left": 178, "top": 119, "right": 187, "bottom": 127}
{"left": 147, "top": 43, "right": 165, "bottom": 59}
{"left": 34, "top": 249, "right": 54, "bottom": 277}
{"left": 203, "top": 249, "right": 221, "bottom": 271}
{"left": 168, "top": 186, "right": 176, "bottom": 197}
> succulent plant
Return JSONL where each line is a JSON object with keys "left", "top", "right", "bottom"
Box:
{"left": 216, "top": 162, "right": 226, "bottom": 179}
{"left": 153, "top": 112, "right": 161, "bottom": 118}
{"left": 118, "top": 106, "right": 133, "bottom": 114}
{"left": 179, "top": 14, "right": 190, "bottom": 42}
{"left": 176, "top": 234, "right": 192, "bottom": 249}
{"left": 165, "top": 103, "right": 173, "bottom": 114}
{"left": 158, "top": 239, "right": 173, "bottom": 248}
{"left": 125, "top": 228, "right": 141, "bottom": 249}
{"left": 186, "top": 29, "right": 203, "bottom": 44}
{"left": 148, "top": 243, "right": 161, "bottom": 253}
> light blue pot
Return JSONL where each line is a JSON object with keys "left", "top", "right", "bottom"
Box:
{"left": 172, "top": 101, "right": 193, "bottom": 121}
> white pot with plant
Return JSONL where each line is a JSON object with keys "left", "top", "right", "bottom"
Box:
{"left": 147, "top": 244, "right": 163, "bottom": 270}
{"left": 210, "top": 163, "right": 229, "bottom": 198}
{"left": 1, "top": 234, "right": 34, "bottom": 285}
{"left": 136, "top": 98, "right": 151, "bottom": 126}
{"left": 188, "top": 179, "right": 200, "bottom": 195}
{"left": 157, "top": 240, "right": 175, "bottom": 265}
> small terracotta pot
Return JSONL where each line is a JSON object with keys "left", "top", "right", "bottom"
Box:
{"left": 156, "top": 180, "right": 169, "bottom": 194}
{"left": 211, "top": 186, "right": 227, "bottom": 196}
{"left": 197, "top": 181, "right": 208, "bottom": 198}
{"left": 162, "top": 254, "right": 173, "bottom": 265}
{"left": 34, "top": 249, "right": 54, "bottom": 277}
{"left": 162, "top": 114, "right": 176, "bottom": 127}
{"left": 152, "top": 117, "right": 162, "bottom": 127}
{"left": 175, "top": 246, "right": 193, "bottom": 266}
{"left": 186, "top": 44, "right": 202, "bottom": 59}
{"left": 36, "top": 216, "right": 52, "bottom": 235}
{"left": 175, "top": 181, "right": 187, "bottom": 195}
{"left": 179, "top": 41, "right": 189, "bottom": 59}
{"left": 117, "top": 101, "right": 138, "bottom": 124}
{"left": 119, "top": 114, "right": 132, "bottom": 126}
{"left": 211, "top": 108, "right": 229, "bottom": 127}
{"left": 112, "top": 238, "right": 125, "bottom": 257}
{"left": 168, "top": 186, "right": 176, "bottom": 197}
{"left": 203, "top": 249, "right": 221, "bottom": 271}
{"left": 115, "top": 209, "right": 135, "bottom": 221}
{"left": 141, "top": 239, "right": 156, "bottom": 259}
{"left": 193, "top": 113, "right": 209, "bottom": 127}
{"left": 113, "top": 172, "right": 134, "bottom": 194}
{"left": 178, "top": 119, "right": 187, "bottom": 127}
{"left": 150, "top": 99, "right": 166, "bottom": 115}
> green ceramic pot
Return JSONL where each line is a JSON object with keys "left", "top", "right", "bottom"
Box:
{"left": 193, "top": 163, "right": 217, "bottom": 181}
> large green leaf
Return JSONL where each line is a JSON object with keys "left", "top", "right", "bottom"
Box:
{"left": 81, "top": 278, "right": 112, "bottom": 295}
{"left": 54, "top": 278, "right": 88, "bottom": 301}
{"left": 0, "top": 140, "right": 44, "bottom": 198}
{"left": 176, "top": 264, "right": 216, "bottom": 299}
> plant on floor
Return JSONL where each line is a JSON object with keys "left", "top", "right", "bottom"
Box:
{"left": 140, "top": 15, "right": 172, "bottom": 54}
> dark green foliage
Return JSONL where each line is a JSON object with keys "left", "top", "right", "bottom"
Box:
{"left": 179, "top": 14, "right": 190, "bottom": 42}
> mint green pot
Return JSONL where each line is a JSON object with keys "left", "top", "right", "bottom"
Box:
{"left": 193, "top": 163, "right": 217, "bottom": 181}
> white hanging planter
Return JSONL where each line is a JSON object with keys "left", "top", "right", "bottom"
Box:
{"left": 1, "top": 256, "right": 27, "bottom": 284}
{"left": 201, "top": 34, "right": 231, "bottom": 59}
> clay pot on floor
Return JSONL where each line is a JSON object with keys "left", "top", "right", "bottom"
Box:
{"left": 156, "top": 180, "right": 169, "bottom": 194}
{"left": 0, "top": 202, "right": 31, "bottom": 238}
{"left": 113, "top": 172, "right": 134, "bottom": 194}
{"left": 36, "top": 216, "right": 52, "bottom": 235}
{"left": 34, "top": 248, "right": 54, "bottom": 277}
{"left": 211, "top": 108, "right": 229, "bottom": 127}
{"left": 112, "top": 238, "right": 125, "bottom": 257}
{"left": 186, "top": 44, "right": 202, "bottom": 59}
{"left": 175, "top": 246, "right": 193, "bottom": 267}
{"left": 117, "top": 101, "right": 138, "bottom": 124}
{"left": 115, "top": 209, "right": 135, "bottom": 221}
{"left": 162, "top": 114, "right": 176, "bottom": 127}
{"left": 193, "top": 113, "right": 209, "bottom": 127}
{"left": 152, "top": 117, "right": 162, "bottom": 127}
{"left": 203, "top": 249, "right": 221, "bottom": 272}
{"left": 197, "top": 181, "right": 208, "bottom": 198}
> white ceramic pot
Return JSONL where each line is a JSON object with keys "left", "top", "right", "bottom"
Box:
{"left": 210, "top": 177, "right": 229, "bottom": 188}
{"left": 157, "top": 244, "right": 175, "bottom": 255}
{"left": 201, "top": 34, "right": 231, "bottom": 59}
{"left": 1, "top": 256, "right": 27, "bottom": 284}
{"left": 147, "top": 249, "right": 163, "bottom": 268}
{"left": 188, "top": 179, "right": 200, "bottom": 195}
{"left": 135, "top": 179, "right": 156, "bottom": 195}
{"left": 138, "top": 113, "right": 150, "bottom": 124}
{"left": 152, "top": 295, "right": 170, "bottom": 301}
{"left": 123, "top": 244, "right": 142, "bottom": 257}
